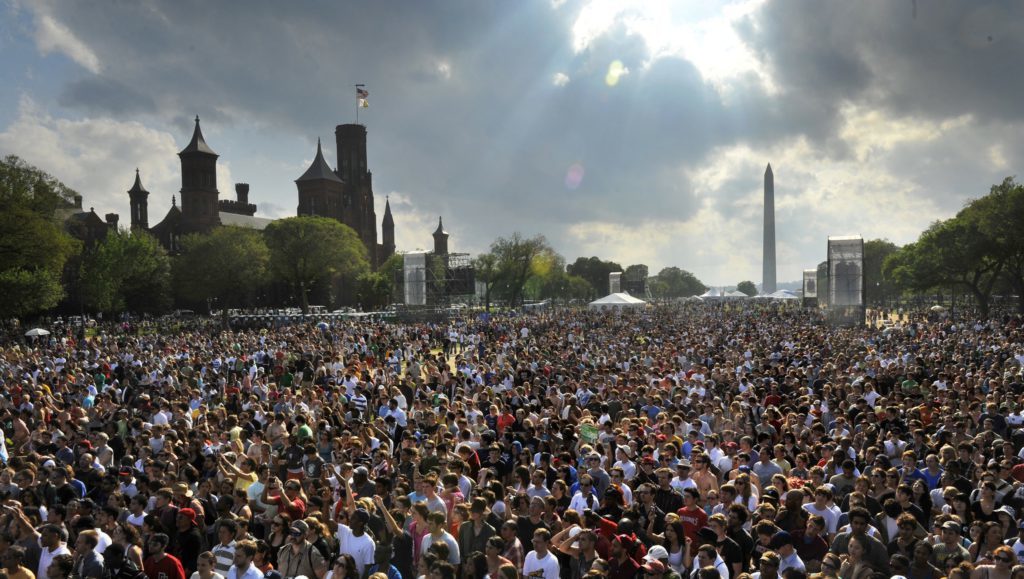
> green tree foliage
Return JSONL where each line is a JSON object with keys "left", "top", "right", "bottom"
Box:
{"left": 173, "top": 226, "right": 270, "bottom": 319}
{"left": 264, "top": 217, "right": 368, "bottom": 312}
{"left": 863, "top": 239, "right": 899, "bottom": 305}
{"left": 650, "top": 267, "right": 706, "bottom": 298}
{"left": 0, "top": 155, "right": 79, "bottom": 215}
{"left": 490, "top": 233, "right": 552, "bottom": 307}
{"left": 472, "top": 252, "right": 500, "bottom": 312}
{"left": 736, "top": 280, "right": 758, "bottom": 296}
{"left": 886, "top": 215, "right": 1002, "bottom": 318}
{"left": 975, "top": 178, "right": 1024, "bottom": 312}
{"left": 355, "top": 271, "right": 391, "bottom": 309}
{"left": 0, "top": 157, "right": 81, "bottom": 318}
{"left": 566, "top": 256, "right": 623, "bottom": 298}
{"left": 81, "top": 230, "right": 171, "bottom": 314}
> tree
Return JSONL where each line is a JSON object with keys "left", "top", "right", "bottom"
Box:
{"left": 566, "top": 256, "right": 623, "bottom": 298}
{"left": 736, "top": 280, "right": 758, "bottom": 297}
{"left": 355, "top": 271, "right": 391, "bottom": 309}
{"left": 473, "top": 252, "right": 500, "bottom": 312}
{"left": 173, "top": 226, "right": 270, "bottom": 322}
{"left": 264, "top": 216, "right": 368, "bottom": 312}
{"left": 0, "top": 155, "right": 79, "bottom": 215}
{"left": 885, "top": 215, "right": 1002, "bottom": 318}
{"left": 81, "top": 230, "right": 171, "bottom": 314}
{"left": 652, "top": 267, "right": 706, "bottom": 298}
{"left": 490, "top": 233, "right": 552, "bottom": 307}
{"left": 975, "top": 178, "right": 1024, "bottom": 312}
{"left": 0, "top": 157, "right": 81, "bottom": 318}
{"left": 863, "top": 239, "right": 899, "bottom": 305}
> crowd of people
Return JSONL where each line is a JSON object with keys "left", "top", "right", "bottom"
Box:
{"left": 0, "top": 302, "right": 1023, "bottom": 579}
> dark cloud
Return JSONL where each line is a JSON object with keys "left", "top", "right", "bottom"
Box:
{"left": 740, "top": 1, "right": 1024, "bottom": 125}
{"left": 20, "top": 0, "right": 1024, "bottom": 278}
{"left": 58, "top": 76, "right": 156, "bottom": 115}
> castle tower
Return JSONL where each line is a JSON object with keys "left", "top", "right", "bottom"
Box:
{"left": 335, "top": 123, "right": 377, "bottom": 262}
{"left": 433, "top": 216, "right": 449, "bottom": 255}
{"left": 178, "top": 116, "right": 220, "bottom": 233}
{"left": 127, "top": 168, "right": 149, "bottom": 230}
{"left": 381, "top": 196, "right": 395, "bottom": 261}
{"left": 295, "top": 138, "right": 344, "bottom": 219}
{"left": 763, "top": 163, "right": 777, "bottom": 294}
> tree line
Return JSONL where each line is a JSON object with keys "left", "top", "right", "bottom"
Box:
{"left": 883, "top": 177, "right": 1024, "bottom": 318}
{"left": 0, "top": 155, "right": 714, "bottom": 319}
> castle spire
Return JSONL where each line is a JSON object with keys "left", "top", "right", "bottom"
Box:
{"left": 296, "top": 137, "right": 343, "bottom": 183}
{"left": 179, "top": 115, "right": 217, "bottom": 156}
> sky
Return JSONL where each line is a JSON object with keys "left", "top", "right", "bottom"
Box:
{"left": 1, "top": 0, "right": 1022, "bottom": 287}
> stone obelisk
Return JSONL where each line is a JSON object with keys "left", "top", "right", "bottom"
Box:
{"left": 763, "top": 163, "right": 777, "bottom": 294}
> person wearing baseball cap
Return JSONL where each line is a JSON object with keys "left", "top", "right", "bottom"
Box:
{"left": 641, "top": 559, "right": 667, "bottom": 578}
{"left": 768, "top": 531, "right": 805, "bottom": 575}
{"left": 609, "top": 534, "right": 640, "bottom": 579}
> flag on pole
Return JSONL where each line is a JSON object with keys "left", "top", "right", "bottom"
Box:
{"left": 357, "top": 86, "right": 369, "bottom": 108}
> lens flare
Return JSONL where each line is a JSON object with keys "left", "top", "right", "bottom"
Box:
{"left": 605, "top": 60, "right": 627, "bottom": 86}
{"left": 565, "top": 163, "right": 585, "bottom": 190}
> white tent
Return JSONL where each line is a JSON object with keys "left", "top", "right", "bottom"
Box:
{"left": 588, "top": 292, "right": 647, "bottom": 310}
{"left": 725, "top": 290, "right": 749, "bottom": 299}
{"left": 767, "top": 289, "right": 800, "bottom": 300}
{"left": 699, "top": 288, "right": 725, "bottom": 300}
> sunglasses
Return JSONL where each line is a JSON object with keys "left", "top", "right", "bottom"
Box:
{"left": 996, "top": 556, "right": 1014, "bottom": 563}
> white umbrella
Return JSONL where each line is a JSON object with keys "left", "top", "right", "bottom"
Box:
{"left": 24, "top": 328, "right": 50, "bottom": 337}
{"left": 929, "top": 305, "right": 946, "bottom": 312}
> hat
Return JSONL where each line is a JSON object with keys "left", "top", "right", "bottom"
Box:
{"left": 769, "top": 531, "right": 794, "bottom": 549}
{"left": 723, "top": 441, "right": 738, "bottom": 451}
{"left": 941, "top": 521, "right": 961, "bottom": 533}
{"left": 352, "top": 509, "right": 370, "bottom": 524}
{"left": 644, "top": 545, "right": 669, "bottom": 563}
{"left": 997, "top": 505, "right": 1017, "bottom": 518}
{"left": 79, "top": 440, "right": 93, "bottom": 450}
{"left": 171, "top": 482, "right": 193, "bottom": 498}
{"left": 567, "top": 526, "right": 582, "bottom": 549}
{"left": 354, "top": 466, "right": 369, "bottom": 477}
{"left": 178, "top": 508, "right": 198, "bottom": 527}
{"left": 290, "top": 520, "right": 309, "bottom": 535}
{"left": 656, "top": 434, "right": 667, "bottom": 442}
{"left": 738, "top": 465, "right": 751, "bottom": 473}
{"left": 641, "top": 560, "right": 666, "bottom": 575}
{"left": 676, "top": 459, "right": 691, "bottom": 470}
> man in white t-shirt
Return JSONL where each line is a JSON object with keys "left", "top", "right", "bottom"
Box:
{"left": 803, "top": 487, "right": 840, "bottom": 539}
{"left": 523, "top": 529, "right": 559, "bottom": 579}
{"left": 337, "top": 510, "right": 375, "bottom": 576}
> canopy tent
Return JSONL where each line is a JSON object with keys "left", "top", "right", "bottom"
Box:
{"left": 767, "top": 289, "right": 800, "bottom": 300}
{"left": 588, "top": 292, "right": 647, "bottom": 310}
{"left": 725, "top": 291, "right": 749, "bottom": 299}
{"left": 699, "top": 288, "right": 725, "bottom": 300}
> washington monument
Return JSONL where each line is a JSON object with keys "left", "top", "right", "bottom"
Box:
{"left": 763, "top": 163, "right": 776, "bottom": 294}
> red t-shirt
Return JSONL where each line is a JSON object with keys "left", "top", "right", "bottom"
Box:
{"left": 144, "top": 554, "right": 186, "bottom": 579}
{"left": 677, "top": 505, "right": 708, "bottom": 543}
{"left": 270, "top": 494, "right": 306, "bottom": 521}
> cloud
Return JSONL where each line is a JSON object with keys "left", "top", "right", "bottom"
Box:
{"left": 28, "top": 2, "right": 101, "bottom": 73}
{"left": 3, "top": 1, "right": 1023, "bottom": 287}
{"left": 0, "top": 95, "right": 180, "bottom": 224}
{"left": 58, "top": 77, "right": 157, "bottom": 116}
